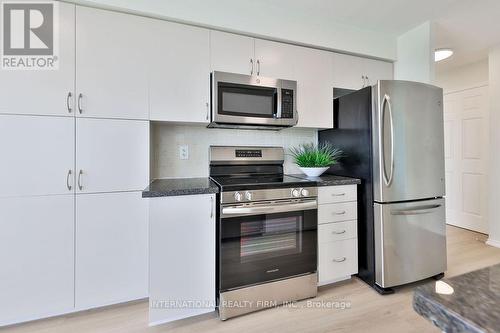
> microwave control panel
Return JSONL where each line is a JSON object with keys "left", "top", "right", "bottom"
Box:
{"left": 280, "top": 89, "right": 294, "bottom": 119}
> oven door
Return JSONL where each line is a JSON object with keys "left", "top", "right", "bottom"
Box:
{"left": 219, "top": 199, "right": 317, "bottom": 292}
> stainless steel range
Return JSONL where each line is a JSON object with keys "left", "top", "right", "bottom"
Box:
{"left": 210, "top": 146, "right": 318, "bottom": 320}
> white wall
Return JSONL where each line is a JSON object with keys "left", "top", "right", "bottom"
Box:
{"left": 435, "top": 59, "right": 489, "bottom": 93}
{"left": 487, "top": 46, "right": 500, "bottom": 247}
{"left": 69, "top": 0, "right": 396, "bottom": 60}
{"left": 151, "top": 124, "right": 318, "bottom": 178}
{"left": 394, "top": 21, "right": 435, "bottom": 83}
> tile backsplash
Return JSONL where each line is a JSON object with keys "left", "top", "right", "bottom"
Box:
{"left": 151, "top": 123, "right": 318, "bottom": 179}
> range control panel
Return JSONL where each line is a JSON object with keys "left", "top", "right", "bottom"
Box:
{"left": 235, "top": 149, "right": 263, "bottom": 158}
{"left": 280, "top": 89, "right": 294, "bottom": 119}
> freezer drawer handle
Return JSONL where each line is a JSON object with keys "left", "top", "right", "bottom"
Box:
{"left": 332, "top": 210, "right": 346, "bottom": 215}
{"left": 331, "top": 230, "right": 346, "bottom": 235}
{"left": 331, "top": 193, "right": 346, "bottom": 196}
{"left": 391, "top": 204, "right": 442, "bottom": 216}
{"left": 332, "top": 257, "right": 347, "bottom": 263}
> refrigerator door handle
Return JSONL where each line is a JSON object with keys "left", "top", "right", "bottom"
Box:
{"left": 380, "top": 94, "right": 394, "bottom": 186}
{"left": 391, "top": 204, "right": 442, "bottom": 216}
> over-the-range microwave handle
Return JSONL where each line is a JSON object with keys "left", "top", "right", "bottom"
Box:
{"left": 380, "top": 93, "right": 394, "bottom": 187}
{"left": 221, "top": 199, "right": 317, "bottom": 218}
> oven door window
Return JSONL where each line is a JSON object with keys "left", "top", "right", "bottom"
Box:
{"left": 220, "top": 210, "right": 317, "bottom": 292}
{"left": 218, "top": 82, "right": 277, "bottom": 118}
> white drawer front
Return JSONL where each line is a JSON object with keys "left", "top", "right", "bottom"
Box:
{"left": 318, "top": 202, "right": 357, "bottom": 224}
{"left": 318, "top": 221, "right": 357, "bottom": 243}
{"left": 318, "top": 185, "right": 357, "bottom": 204}
{"left": 319, "top": 239, "right": 358, "bottom": 283}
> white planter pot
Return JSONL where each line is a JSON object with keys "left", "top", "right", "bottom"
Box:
{"left": 298, "top": 167, "right": 329, "bottom": 177}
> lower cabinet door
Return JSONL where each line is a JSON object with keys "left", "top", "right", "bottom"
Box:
{"left": 318, "top": 239, "right": 358, "bottom": 285}
{"left": 75, "top": 191, "right": 148, "bottom": 309}
{"left": 149, "top": 194, "right": 215, "bottom": 325}
{"left": 0, "top": 195, "right": 74, "bottom": 326}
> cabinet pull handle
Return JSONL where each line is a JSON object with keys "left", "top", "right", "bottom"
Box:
{"left": 77, "top": 170, "right": 83, "bottom": 191}
{"left": 77, "top": 93, "right": 83, "bottom": 114}
{"left": 206, "top": 102, "right": 209, "bottom": 121}
{"left": 210, "top": 196, "right": 214, "bottom": 218}
{"left": 250, "top": 59, "right": 254, "bottom": 75}
{"left": 257, "top": 59, "right": 260, "bottom": 76}
{"left": 66, "top": 92, "right": 72, "bottom": 113}
{"left": 365, "top": 75, "right": 370, "bottom": 86}
{"left": 333, "top": 210, "right": 346, "bottom": 215}
{"left": 331, "top": 230, "right": 346, "bottom": 235}
{"left": 332, "top": 193, "right": 346, "bottom": 196}
{"left": 332, "top": 257, "right": 347, "bottom": 263}
{"left": 66, "top": 169, "right": 72, "bottom": 191}
{"left": 362, "top": 75, "right": 366, "bottom": 88}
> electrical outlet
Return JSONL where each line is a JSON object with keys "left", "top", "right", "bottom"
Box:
{"left": 179, "top": 145, "right": 189, "bottom": 160}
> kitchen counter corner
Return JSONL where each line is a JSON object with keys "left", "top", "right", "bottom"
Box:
{"left": 288, "top": 174, "right": 361, "bottom": 186}
{"left": 142, "top": 178, "right": 219, "bottom": 198}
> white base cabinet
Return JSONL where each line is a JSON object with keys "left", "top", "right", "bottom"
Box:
{"left": 317, "top": 185, "right": 359, "bottom": 286}
{"left": 75, "top": 192, "right": 149, "bottom": 310}
{"left": 0, "top": 195, "right": 75, "bottom": 327}
{"left": 149, "top": 194, "right": 215, "bottom": 326}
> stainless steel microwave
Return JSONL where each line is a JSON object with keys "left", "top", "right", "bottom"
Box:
{"left": 209, "top": 71, "right": 298, "bottom": 129}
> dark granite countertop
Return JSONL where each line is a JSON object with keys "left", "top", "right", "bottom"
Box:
{"left": 142, "top": 178, "right": 219, "bottom": 198}
{"left": 413, "top": 264, "right": 500, "bottom": 333}
{"left": 288, "top": 174, "right": 361, "bottom": 186}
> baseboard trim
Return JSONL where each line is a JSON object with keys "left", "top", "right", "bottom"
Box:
{"left": 486, "top": 239, "right": 500, "bottom": 248}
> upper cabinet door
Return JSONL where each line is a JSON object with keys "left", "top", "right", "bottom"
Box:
{"left": 331, "top": 53, "right": 366, "bottom": 90}
{"left": 149, "top": 20, "right": 210, "bottom": 123}
{"left": 76, "top": 7, "right": 149, "bottom": 120}
{"left": 210, "top": 31, "right": 255, "bottom": 75}
{"left": 254, "top": 39, "right": 297, "bottom": 80}
{"left": 363, "top": 58, "right": 394, "bottom": 86}
{"left": 76, "top": 118, "right": 149, "bottom": 193}
{"left": 0, "top": 2, "right": 75, "bottom": 117}
{"left": 0, "top": 115, "right": 75, "bottom": 197}
{"left": 295, "top": 47, "right": 334, "bottom": 129}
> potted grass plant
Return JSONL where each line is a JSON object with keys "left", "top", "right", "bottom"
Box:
{"left": 289, "top": 143, "right": 343, "bottom": 177}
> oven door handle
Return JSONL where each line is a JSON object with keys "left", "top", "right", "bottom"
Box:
{"left": 222, "top": 200, "right": 317, "bottom": 217}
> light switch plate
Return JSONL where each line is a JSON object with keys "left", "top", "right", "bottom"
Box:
{"left": 179, "top": 145, "right": 189, "bottom": 160}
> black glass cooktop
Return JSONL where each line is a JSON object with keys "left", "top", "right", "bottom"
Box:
{"left": 210, "top": 174, "right": 316, "bottom": 191}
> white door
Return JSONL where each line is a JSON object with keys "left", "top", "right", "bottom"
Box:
{"left": 76, "top": 6, "right": 149, "bottom": 120}
{"left": 149, "top": 20, "right": 210, "bottom": 123}
{"left": 75, "top": 192, "right": 148, "bottom": 309}
{"left": 295, "top": 47, "right": 334, "bottom": 129}
{"left": 444, "top": 86, "right": 489, "bottom": 233}
{"left": 0, "top": 2, "right": 75, "bottom": 117}
{"left": 210, "top": 31, "right": 255, "bottom": 75}
{"left": 149, "top": 194, "right": 215, "bottom": 325}
{"left": 363, "top": 58, "right": 393, "bottom": 86}
{"left": 0, "top": 195, "right": 74, "bottom": 326}
{"left": 332, "top": 53, "right": 366, "bottom": 90}
{"left": 0, "top": 115, "right": 74, "bottom": 197}
{"left": 254, "top": 39, "right": 297, "bottom": 80}
{"left": 76, "top": 118, "right": 149, "bottom": 193}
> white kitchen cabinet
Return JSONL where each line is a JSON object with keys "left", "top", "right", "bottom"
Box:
{"left": 254, "top": 39, "right": 297, "bottom": 80}
{"left": 295, "top": 47, "right": 334, "bottom": 128}
{"left": 75, "top": 192, "right": 148, "bottom": 310}
{"left": 76, "top": 6, "right": 150, "bottom": 120}
{"left": 0, "top": 2, "right": 75, "bottom": 117}
{"left": 332, "top": 53, "right": 393, "bottom": 90}
{"left": 317, "top": 185, "right": 359, "bottom": 286}
{"left": 149, "top": 20, "right": 210, "bottom": 123}
{"left": 0, "top": 115, "right": 75, "bottom": 197}
{"left": 149, "top": 194, "right": 216, "bottom": 325}
{"left": 76, "top": 118, "right": 149, "bottom": 193}
{"left": 0, "top": 195, "right": 74, "bottom": 326}
{"left": 210, "top": 31, "right": 255, "bottom": 75}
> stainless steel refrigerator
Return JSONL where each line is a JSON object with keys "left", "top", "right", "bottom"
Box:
{"left": 319, "top": 80, "right": 447, "bottom": 294}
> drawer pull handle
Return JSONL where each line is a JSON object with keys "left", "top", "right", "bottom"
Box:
{"left": 332, "top": 193, "right": 346, "bottom": 196}
{"left": 333, "top": 210, "right": 346, "bottom": 215}
{"left": 332, "top": 257, "right": 347, "bottom": 263}
{"left": 332, "top": 230, "right": 346, "bottom": 234}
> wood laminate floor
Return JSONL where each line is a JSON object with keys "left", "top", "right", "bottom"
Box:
{"left": 3, "top": 226, "right": 500, "bottom": 333}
